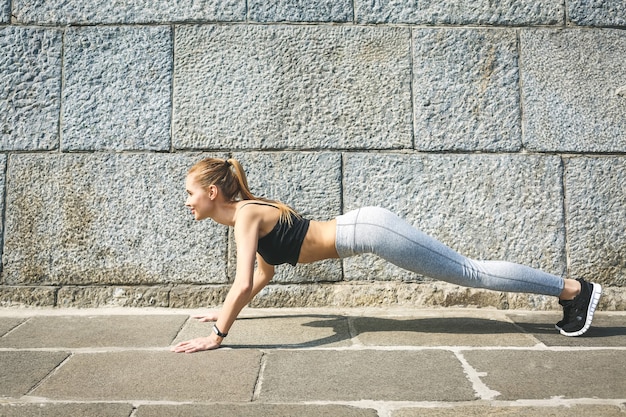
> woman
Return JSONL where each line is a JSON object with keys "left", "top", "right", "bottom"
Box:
{"left": 172, "top": 157, "right": 602, "bottom": 353}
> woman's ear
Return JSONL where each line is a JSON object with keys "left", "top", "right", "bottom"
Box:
{"left": 208, "top": 184, "right": 219, "bottom": 200}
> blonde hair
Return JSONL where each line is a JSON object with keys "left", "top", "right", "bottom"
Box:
{"left": 188, "top": 157, "right": 298, "bottom": 224}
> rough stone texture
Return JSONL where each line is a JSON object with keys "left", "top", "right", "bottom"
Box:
{"left": 0, "top": 404, "right": 134, "bottom": 417}
{"left": 168, "top": 285, "right": 229, "bottom": 308}
{"left": 56, "top": 285, "right": 170, "bottom": 307}
{"left": 356, "top": 0, "right": 564, "bottom": 25}
{"left": 3, "top": 154, "right": 226, "bottom": 285}
{"left": 564, "top": 157, "right": 626, "bottom": 287}
{"left": 0, "top": 0, "right": 8, "bottom": 22}
{"left": 463, "top": 350, "right": 626, "bottom": 399}
{"left": 260, "top": 350, "right": 475, "bottom": 401}
{"left": 0, "top": 154, "right": 5, "bottom": 258}
{"left": 12, "top": 0, "right": 246, "bottom": 24}
{"left": 138, "top": 404, "right": 378, "bottom": 417}
{"left": 229, "top": 152, "right": 342, "bottom": 283}
{"left": 413, "top": 28, "right": 521, "bottom": 151}
{"left": 249, "top": 0, "right": 353, "bottom": 22}
{"left": 173, "top": 25, "right": 412, "bottom": 150}
{"left": 0, "top": 351, "right": 69, "bottom": 397}
{"left": 393, "top": 405, "right": 626, "bottom": 417}
{"left": 569, "top": 0, "right": 626, "bottom": 27}
{"left": 342, "top": 153, "right": 566, "bottom": 282}
{"left": 32, "top": 350, "right": 262, "bottom": 401}
{"left": 0, "top": 315, "right": 187, "bottom": 348}
{"left": 62, "top": 26, "right": 171, "bottom": 151}
{"left": 0, "top": 27, "right": 62, "bottom": 151}
{"left": 521, "top": 29, "right": 626, "bottom": 152}
{"left": 0, "top": 286, "right": 57, "bottom": 307}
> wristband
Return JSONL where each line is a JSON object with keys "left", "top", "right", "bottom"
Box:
{"left": 212, "top": 324, "right": 228, "bottom": 338}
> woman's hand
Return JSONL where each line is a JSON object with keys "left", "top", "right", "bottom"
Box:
{"left": 191, "top": 312, "right": 219, "bottom": 322}
{"left": 170, "top": 335, "right": 222, "bottom": 353}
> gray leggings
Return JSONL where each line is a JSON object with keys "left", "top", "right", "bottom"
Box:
{"left": 335, "top": 207, "right": 564, "bottom": 296}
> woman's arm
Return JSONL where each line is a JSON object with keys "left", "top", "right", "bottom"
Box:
{"left": 171, "top": 208, "right": 262, "bottom": 353}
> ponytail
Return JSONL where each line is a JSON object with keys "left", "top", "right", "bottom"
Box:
{"left": 188, "top": 157, "right": 299, "bottom": 224}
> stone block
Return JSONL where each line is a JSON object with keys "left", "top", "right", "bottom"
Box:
{"left": 0, "top": 0, "right": 8, "bottom": 22}
{"left": 356, "top": 0, "right": 563, "bottom": 25}
{"left": 12, "top": 0, "right": 246, "bottom": 24}
{"left": 564, "top": 157, "right": 626, "bottom": 287}
{"left": 462, "top": 350, "right": 626, "bottom": 399}
{"left": 521, "top": 29, "right": 626, "bottom": 152}
{"left": 229, "top": 152, "right": 342, "bottom": 283}
{"left": 342, "top": 153, "right": 566, "bottom": 282}
{"left": 137, "top": 404, "right": 378, "bottom": 417}
{"left": 3, "top": 154, "right": 226, "bottom": 285}
{"left": 352, "top": 314, "right": 538, "bottom": 347}
{"left": 174, "top": 314, "right": 351, "bottom": 348}
{"left": 413, "top": 28, "right": 521, "bottom": 151}
{"left": 0, "top": 286, "right": 57, "bottom": 307}
{"left": 32, "top": 350, "right": 262, "bottom": 401}
{"left": 0, "top": 27, "right": 61, "bottom": 151}
{"left": 0, "top": 315, "right": 187, "bottom": 348}
{"left": 0, "top": 351, "right": 69, "bottom": 397}
{"left": 249, "top": 0, "right": 353, "bottom": 22}
{"left": 569, "top": 0, "right": 626, "bottom": 27}
{"left": 393, "top": 405, "right": 626, "bottom": 417}
{"left": 173, "top": 25, "right": 412, "bottom": 150}
{"left": 507, "top": 311, "right": 626, "bottom": 347}
{"left": 0, "top": 404, "right": 134, "bottom": 417}
{"left": 260, "top": 350, "right": 475, "bottom": 401}
{"left": 0, "top": 154, "right": 5, "bottom": 250}
{"left": 56, "top": 285, "right": 170, "bottom": 307}
{"left": 0, "top": 317, "right": 24, "bottom": 336}
{"left": 168, "top": 285, "right": 229, "bottom": 308}
{"left": 62, "top": 26, "right": 171, "bottom": 151}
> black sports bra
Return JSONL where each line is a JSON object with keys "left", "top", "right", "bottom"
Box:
{"left": 239, "top": 202, "right": 310, "bottom": 266}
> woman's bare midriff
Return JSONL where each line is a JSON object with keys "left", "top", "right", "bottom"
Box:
{"left": 298, "top": 219, "right": 339, "bottom": 263}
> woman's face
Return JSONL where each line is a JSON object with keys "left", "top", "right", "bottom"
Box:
{"left": 185, "top": 174, "right": 213, "bottom": 221}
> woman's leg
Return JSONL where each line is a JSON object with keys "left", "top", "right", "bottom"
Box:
{"left": 336, "top": 207, "right": 564, "bottom": 296}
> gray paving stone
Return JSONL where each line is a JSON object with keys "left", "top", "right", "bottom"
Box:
{"left": 0, "top": 351, "right": 69, "bottom": 397}
{"left": 392, "top": 404, "right": 626, "bottom": 417}
{"left": 249, "top": 0, "right": 353, "bottom": 22}
{"left": 342, "top": 153, "right": 565, "bottom": 283}
{"left": 12, "top": 0, "right": 246, "bottom": 24}
{"left": 173, "top": 25, "right": 412, "bottom": 150}
{"left": 569, "top": 0, "right": 626, "bottom": 27}
{"left": 230, "top": 152, "right": 342, "bottom": 283}
{"left": 0, "top": 315, "right": 187, "bottom": 348}
{"left": 3, "top": 154, "right": 226, "bottom": 286}
{"left": 62, "top": 26, "right": 171, "bottom": 151}
{"left": 137, "top": 403, "right": 378, "bottom": 417}
{"left": 521, "top": 29, "right": 626, "bottom": 152}
{"left": 174, "top": 315, "right": 352, "bottom": 348}
{"left": 462, "top": 350, "right": 626, "bottom": 399}
{"left": 32, "top": 350, "right": 261, "bottom": 401}
{"left": 0, "top": 317, "right": 24, "bottom": 336}
{"left": 356, "top": 0, "right": 563, "bottom": 25}
{"left": 0, "top": 403, "right": 133, "bottom": 417}
{"left": 564, "top": 157, "right": 626, "bottom": 287}
{"left": 0, "top": 27, "right": 62, "bottom": 151}
{"left": 352, "top": 315, "right": 538, "bottom": 347}
{"left": 260, "top": 350, "right": 475, "bottom": 401}
{"left": 413, "top": 28, "right": 521, "bottom": 151}
{"left": 507, "top": 311, "right": 626, "bottom": 347}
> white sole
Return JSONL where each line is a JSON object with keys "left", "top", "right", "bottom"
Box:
{"left": 560, "top": 283, "right": 602, "bottom": 337}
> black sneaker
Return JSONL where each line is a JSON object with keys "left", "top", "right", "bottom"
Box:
{"left": 558, "top": 278, "right": 602, "bottom": 337}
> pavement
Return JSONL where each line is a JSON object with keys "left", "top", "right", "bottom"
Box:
{"left": 0, "top": 307, "right": 625, "bottom": 417}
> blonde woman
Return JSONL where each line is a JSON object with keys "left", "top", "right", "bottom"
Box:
{"left": 171, "top": 158, "right": 601, "bottom": 353}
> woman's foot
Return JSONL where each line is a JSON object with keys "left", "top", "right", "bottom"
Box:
{"left": 556, "top": 278, "right": 602, "bottom": 337}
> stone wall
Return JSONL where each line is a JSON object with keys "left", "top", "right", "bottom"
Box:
{"left": 1, "top": 1, "right": 625, "bottom": 310}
